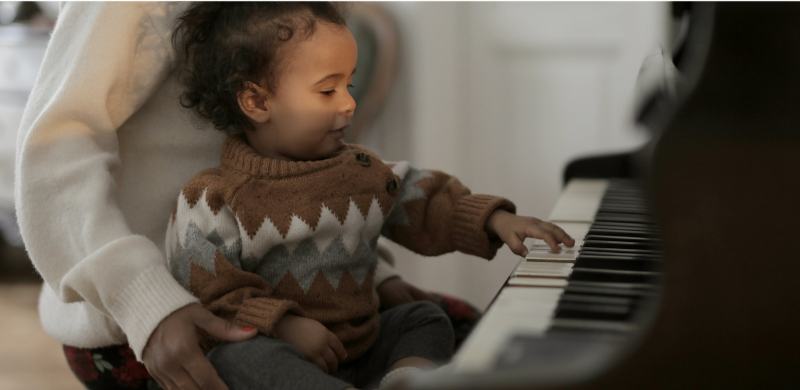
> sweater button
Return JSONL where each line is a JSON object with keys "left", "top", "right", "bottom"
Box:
{"left": 356, "top": 152, "right": 371, "bottom": 166}
{"left": 386, "top": 178, "right": 398, "bottom": 194}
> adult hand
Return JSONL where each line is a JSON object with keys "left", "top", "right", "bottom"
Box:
{"left": 273, "top": 313, "right": 347, "bottom": 373}
{"left": 377, "top": 277, "right": 438, "bottom": 309}
{"left": 486, "top": 209, "right": 575, "bottom": 255}
{"left": 142, "top": 304, "right": 257, "bottom": 390}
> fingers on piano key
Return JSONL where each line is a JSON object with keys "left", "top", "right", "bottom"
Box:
{"left": 546, "top": 222, "right": 576, "bottom": 247}
{"left": 507, "top": 230, "right": 529, "bottom": 257}
{"left": 526, "top": 224, "right": 559, "bottom": 252}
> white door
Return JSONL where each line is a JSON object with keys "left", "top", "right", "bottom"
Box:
{"left": 368, "top": 2, "right": 669, "bottom": 310}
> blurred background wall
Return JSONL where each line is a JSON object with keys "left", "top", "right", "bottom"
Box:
{"left": 0, "top": 2, "right": 669, "bottom": 308}
{"left": 363, "top": 2, "right": 669, "bottom": 310}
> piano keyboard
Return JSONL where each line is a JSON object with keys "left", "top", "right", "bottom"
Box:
{"left": 450, "top": 178, "right": 662, "bottom": 372}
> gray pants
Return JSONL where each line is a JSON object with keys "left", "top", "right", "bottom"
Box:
{"left": 208, "top": 301, "right": 455, "bottom": 390}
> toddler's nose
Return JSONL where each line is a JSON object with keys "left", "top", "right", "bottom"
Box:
{"left": 341, "top": 90, "right": 356, "bottom": 113}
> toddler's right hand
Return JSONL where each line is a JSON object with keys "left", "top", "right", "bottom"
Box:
{"left": 273, "top": 313, "right": 348, "bottom": 373}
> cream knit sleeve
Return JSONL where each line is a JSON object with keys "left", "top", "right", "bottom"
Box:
{"left": 14, "top": 3, "right": 196, "bottom": 360}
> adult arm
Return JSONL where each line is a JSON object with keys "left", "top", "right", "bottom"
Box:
{"left": 15, "top": 2, "right": 198, "bottom": 360}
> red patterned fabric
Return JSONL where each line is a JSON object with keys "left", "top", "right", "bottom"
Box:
{"left": 64, "top": 346, "right": 99, "bottom": 382}
{"left": 63, "top": 345, "right": 155, "bottom": 389}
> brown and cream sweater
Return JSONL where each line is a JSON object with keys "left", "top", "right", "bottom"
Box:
{"left": 165, "top": 135, "right": 516, "bottom": 360}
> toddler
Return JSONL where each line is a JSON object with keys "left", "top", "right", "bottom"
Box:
{"left": 165, "top": 3, "right": 573, "bottom": 390}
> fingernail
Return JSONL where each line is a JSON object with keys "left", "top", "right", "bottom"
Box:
{"left": 242, "top": 326, "right": 255, "bottom": 331}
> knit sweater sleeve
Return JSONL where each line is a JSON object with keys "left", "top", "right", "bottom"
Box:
{"left": 14, "top": 2, "right": 197, "bottom": 360}
{"left": 380, "top": 161, "right": 517, "bottom": 260}
{"left": 166, "top": 181, "right": 304, "bottom": 337}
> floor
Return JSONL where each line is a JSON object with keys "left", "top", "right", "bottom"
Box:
{"left": 0, "top": 245, "right": 84, "bottom": 390}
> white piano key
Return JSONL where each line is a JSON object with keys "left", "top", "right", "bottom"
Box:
{"left": 528, "top": 246, "right": 580, "bottom": 255}
{"left": 487, "top": 309, "right": 556, "bottom": 321}
{"left": 514, "top": 261, "right": 574, "bottom": 278}
{"left": 478, "top": 313, "right": 553, "bottom": 330}
{"left": 525, "top": 248, "right": 579, "bottom": 262}
{"left": 508, "top": 277, "right": 569, "bottom": 288}
{"left": 548, "top": 196, "right": 602, "bottom": 222}
{"left": 497, "top": 286, "right": 564, "bottom": 301}
{"left": 548, "top": 179, "right": 608, "bottom": 222}
{"left": 529, "top": 240, "right": 584, "bottom": 250}
{"left": 562, "top": 178, "right": 610, "bottom": 195}
{"left": 548, "top": 222, "right": 592, "bottom": 240}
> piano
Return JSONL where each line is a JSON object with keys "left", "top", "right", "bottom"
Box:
{"left": 404, "top": 3, "right": 800, "bottom": 389}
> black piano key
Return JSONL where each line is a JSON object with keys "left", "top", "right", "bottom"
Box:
{"left": 580, "top": 247, "right": 663, "bottom": 256}
{"left": 596, "top": 207, "right": 651, "bottom": 215}
{"left": 549, "top": 318, "right": 639, "bottom": 334}
{"left": 594, "top": 213, "right": 654, "bottom": 224}
{"left": 598, "top": 202, "right": 652, "bottom": 213}
{"left": 601, "top": 199, "right": 646, "bottom": 205}
{"left": 554, "top": 302, "right": 634, "bottom": 322}
{"left": 582, "top": 239, "right": 656, "bottom": 251}
{"left": 587, "top": 228, "right": 659, "bottom": 238}
{"left": 564, "top": 284, "right": 658, "bottom": 298}
{"left": 603, "top": 192, "right": 645, "bottom": 199}
{"left": 573, "top": 254, "right": 661, "bottom": 271}
{"left": 597, "top": 206, "right": 651, "bottom": 214}
{"left": 590, "top": 221, "right": 659, "bottom": 231}
{"left": 584, "top": 234, "right": 662, "bottom": 245}
{"left": 559, "top": 294, "right": 635, "bottom": 306}
{"left": 567, "top": 280, "right": 657, "bottom": 291}
{"left": 569, "top": 268, "right": 658, "bottom": 285}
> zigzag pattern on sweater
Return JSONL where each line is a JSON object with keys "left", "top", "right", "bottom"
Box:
{"left": 169, "top": 222, "right": 241, "bottom": 289}
{"left": 170, "top": 221, "right": 378, "bottom": 292}
{"left": 243, "top": 235, "right": 378, "bottom": 293}
{"left": 237, "top": 197, "right": 386, "bottom": 260}
{"left": 167, "top": 188, "right": 393, "bottom": 292}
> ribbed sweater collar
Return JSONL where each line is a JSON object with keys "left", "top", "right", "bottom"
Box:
{"left": 220, "top": 134, "right": 353, "bottom": 178}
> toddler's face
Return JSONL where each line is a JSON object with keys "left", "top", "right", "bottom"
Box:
{"left": 246, "top": 21, "right": 358, "bottom": 162}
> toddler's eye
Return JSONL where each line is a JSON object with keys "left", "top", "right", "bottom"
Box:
{"left": 348, "top": 84, "right": 355, "bottom": 89}
{"left": 321, "top": 90, "right": 335, "bottom": 96}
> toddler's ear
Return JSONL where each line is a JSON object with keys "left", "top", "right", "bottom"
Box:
{"left": 237, "top": 82, "right": 270, "bottom": 124}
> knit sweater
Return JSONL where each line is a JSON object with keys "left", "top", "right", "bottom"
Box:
{"left": 166, "top": 135, "right": 516, "bottom": 360}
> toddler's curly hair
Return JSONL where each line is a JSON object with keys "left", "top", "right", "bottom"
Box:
{"left": 173, "top": 2, "right": 349, "bottom": 133}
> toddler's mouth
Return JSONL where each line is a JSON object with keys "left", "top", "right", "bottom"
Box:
{"left": 329, "top": 125, "right": 348, "bottom": 138}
